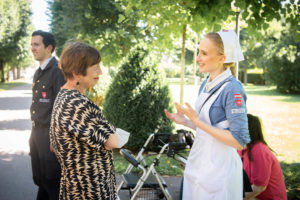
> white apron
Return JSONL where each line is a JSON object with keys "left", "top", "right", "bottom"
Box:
{"left": 183, "top": 83, "right": 243, "bottom": 200}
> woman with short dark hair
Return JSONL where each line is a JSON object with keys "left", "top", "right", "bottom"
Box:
{"left": 50, "top": 42, "right": 119, "bottom": 199}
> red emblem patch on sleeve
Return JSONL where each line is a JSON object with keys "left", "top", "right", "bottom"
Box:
{"left": 42, "top": 92, "right": 47, "bottom": 98}
{"left": 234, "top": 94, "right": 242, "bottom": 106}
{"left": 234, "top": 94, "right": 242, "bottom": 98}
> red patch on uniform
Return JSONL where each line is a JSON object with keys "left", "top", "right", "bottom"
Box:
{"left": 234, "top": 94, "right": 242, "bottom": 98}
{"left": 222, "top": 29, "right": 229, "bottom": 32}
{"left": 234, "top": 93, "right": 242, "bottom": 106}
{"left": 236, "top": 99, "right": 242, "bottom": 106}
{"left": 42, "top": 92, "right": 47, "bottom": 98}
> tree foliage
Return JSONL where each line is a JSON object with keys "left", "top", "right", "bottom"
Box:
{"left": 267, "top": 35, "right": 300, "bottom": 94}
{"left": 49, "top": 0, "right": 144, "bottom": 66}
{"left": 121, "top": 0, "right": 298, "bottom": 51}
{"left": 0, "top": 0, "right": 32, "bottom": 82}
{"left": 102, "top": 47, "right": 175, "bottom": 151}
{"left": 119, "top": 0, "right": 298, "bottom": 102}
{"left": 239, "top": 19, "right": 300, "bottom": 93}
{"left": 49, "top": 0, "right": 298, "bottom": 71}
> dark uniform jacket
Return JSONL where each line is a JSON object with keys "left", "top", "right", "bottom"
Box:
{"left": 31, "top": 57, "right": 65, "bottom": 127}
{"left": 30, "top": 57, "right": 65, "bottom": 183}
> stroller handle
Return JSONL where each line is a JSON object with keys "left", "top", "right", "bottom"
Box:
{"left": 120, "top": 149, "right": 140, "bottom": 168}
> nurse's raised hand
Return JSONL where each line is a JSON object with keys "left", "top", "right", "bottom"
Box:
{"left": 176, "top": 102, "right": 199, "bottom": 124}
{"left": 164, "top": 103, "right": 187, "bottom": 125}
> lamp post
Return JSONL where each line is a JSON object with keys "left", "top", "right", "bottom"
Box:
{"left": 235, "top": 10, "right": 240, "bottom": 79}
{"left": 231, "top": 1, "right": 241, "bottom": 79}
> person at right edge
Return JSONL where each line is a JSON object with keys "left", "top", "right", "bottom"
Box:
{"left": 164, "top": 30, "right": 250, "bottom": 199}
{"left": 238, "top": 114, "right": 287, "bottom": 200}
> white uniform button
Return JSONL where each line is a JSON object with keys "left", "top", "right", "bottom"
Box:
{"left": 35, "top": 90, "right": 38, "bottom": 93}
{"left": 32, "top": 110, "right": 35, "bottom": 114}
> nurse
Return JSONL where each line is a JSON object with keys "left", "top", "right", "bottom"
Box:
{"left": 164, "top": 30, "right": 250, "bottom": 199}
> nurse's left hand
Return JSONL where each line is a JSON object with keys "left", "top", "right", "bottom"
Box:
{"left": 176, "top": 102, "right": 199, "bottom": 123}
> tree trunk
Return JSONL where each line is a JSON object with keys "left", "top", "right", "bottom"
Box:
{"left": 17, "top": 68, "right": 21, "bottom": 79}
{"left": 107, "top": 64, "right": 111, "bottom": 75}
{"left": 193, "top": 34, "right": 199, "bottom": 85}
{"left": 180, "top": 24, "right": 187, "bottom": 105}
{"left": 7, "top": 70, "right": 10, "bottom": 81}
{"left": 244, "top": 67, "right": 247, "bottom": 85}
{"left": 193, "top": 34, "right": 198, "bottom": 77}
{"left": 12, "top": 66, "right": 16, "bottom": 80}
{"left": 0, "top": 60, "right": 4, "bottom": 83}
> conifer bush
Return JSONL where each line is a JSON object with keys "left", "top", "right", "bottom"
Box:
{"left": 102, "top": 47, "right": 175, "bottom": 151}
{"left": 266, "top": 36, "right": 300, "bottom": 94}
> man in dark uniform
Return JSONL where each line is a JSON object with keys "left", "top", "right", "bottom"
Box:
{"left": 30, "top": 30, "right": 65, "bottom": 200}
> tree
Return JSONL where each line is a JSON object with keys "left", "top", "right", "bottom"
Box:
{"left": 49, "top": 0, "right": 143, "bottom": 68}
{"left": 8, "top": 30, "right": 34, "bottom": 80}
{"left": 237, "top": 16, "right": 300, "bottom": 93}
{"left": 102, "top": 47, "right": 175, "bottom": 151}
{"left": 0, "top": 0, "right": 32, "bottom": 82}
{"left": 120, "top": 0, "right": 299, "bottom": 103}
{"left": 266, "top": 34, "right": 300, "bottom": 94}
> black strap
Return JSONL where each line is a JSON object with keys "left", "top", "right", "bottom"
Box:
{"left": 198, "top": 80, "right": 230, "bottom": 113}
{"left": 242, "top": 149, "right": 245, "bottom": 162}
{"left": 242, "top": 149, "right": 253, "bottom": 195}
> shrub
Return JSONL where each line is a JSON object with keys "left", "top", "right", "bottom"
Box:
{"left": 267, "top": 55, "right": 300, "bottom": 94}
{"left": 94, "top": 73, "right": 112, "bottom": 98}
{"left": 239, "top": 71, "right": 265, "bottom": 85}
{"left": 85, "top": 73, "right": 112, "bottom": 107}
{"left": 280, "top": 162, "right": 300, "bottom": 199}
{"left": 266, "top": 36, "right": 300, "bottom": 94}
{"left": 102, "top": 47, "right": 175, "bottom": 151}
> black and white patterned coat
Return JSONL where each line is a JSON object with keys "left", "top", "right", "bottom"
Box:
{"left": 50, "top": 89, "right": 117, "bottom": 200}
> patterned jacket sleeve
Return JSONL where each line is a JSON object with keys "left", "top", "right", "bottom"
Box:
{"left": 66, "top": 98, "right": 115, "bottom": 151}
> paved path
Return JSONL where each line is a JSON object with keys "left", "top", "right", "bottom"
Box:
{"left": 0, "top": 81, "right": 37, "bottom": 200}
{"left": 0, "top": 82, "right": 184, "bottom": 200}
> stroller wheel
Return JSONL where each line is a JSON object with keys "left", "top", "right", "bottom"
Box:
{"left": 158, "top": 189, "right": 165, "bottom": 199}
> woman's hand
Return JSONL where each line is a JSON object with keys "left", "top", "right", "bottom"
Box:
{"left": 164, "top": 102, "right": 197, "bottom": 130}
{"left": 176, "top": 102, "right": 199, "bottom": 124}
{"left": 104, "top": 133, "right": 118, "bottom": 150}
{"left": 164, "top": 103, "right": 187, "bottom": 125}
{"left": 171, "top": 103, "right": 243, "bottom": 150}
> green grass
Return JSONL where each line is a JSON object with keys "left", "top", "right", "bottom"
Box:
{"left": 0, "top": 79, "right": 28, "bottom": 91}
{"left": 244, "top": 84, "right": 300, "bottom": 163}
{"left": 167, "top": 77, "right": 197, "bottom": 85}
{"left": 245, "top": 84, "right": 300, "bottom": 103}
{"left": 114, "top": 84, "right": 300, "bottom": 198}
{"left": 114, "top": 150, "right": 186, "bottom": 176}
{"left": 280, "top": 162, "right": 300, "bottom": 199}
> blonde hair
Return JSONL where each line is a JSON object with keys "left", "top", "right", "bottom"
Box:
{"left": 204, "top": 32, "right": 236, "bottom": 77}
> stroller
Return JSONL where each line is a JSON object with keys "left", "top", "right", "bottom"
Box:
{"left": 117, "top": 130, "right": 193, "bottom": 200}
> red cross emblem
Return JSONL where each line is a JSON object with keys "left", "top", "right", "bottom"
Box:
{"left": 234, "top": 94, "right": 242, "bottom": 107}
{"left": 42, "top": 92, "right": 47, "bottom": 98}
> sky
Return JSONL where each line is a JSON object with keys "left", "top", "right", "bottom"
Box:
{"left": 30, "top": 0, "right": 50, "bottom": 31}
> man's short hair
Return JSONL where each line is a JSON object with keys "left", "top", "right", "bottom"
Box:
{"left": 32, "top": 30, "right": 56, "bottom": 53}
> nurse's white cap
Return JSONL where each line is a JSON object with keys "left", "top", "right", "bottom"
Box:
{"left": 217, "top": 29, "right": 244, "bottom": 63}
